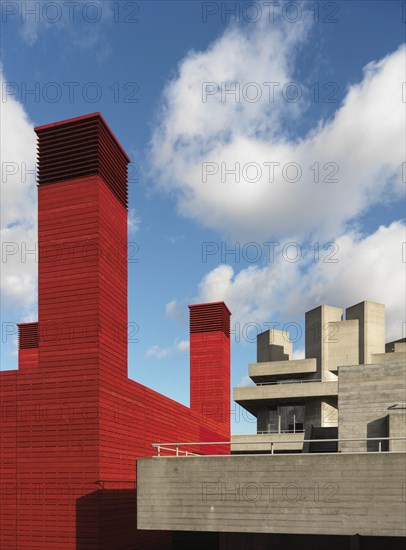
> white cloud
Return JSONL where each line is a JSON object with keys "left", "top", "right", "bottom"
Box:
{"left": 0, "top": 67, "right": 37, "bottom": 321}
{"left": 165, "top": 300, "right": 188, "bottom": 324}
{"left": 292, "top": 347, "right": 305, "bottom": 360}
{"left": 238, "top": 375, "right": 255, "bottom": 387}
{"left": 192, "top": 222, "right": 406, "bottom": 342}
{"left": 176, "top": 340, "right": 190, "bottom": 353}
{"left": 146, "top": 345, "right": 170, "bottom": 359}
{"left": 146, "top": 339, "right": 190, "bottom": 360}
{"left": 149, "top": 17, "right": 404, "bottom": 241}
{"left": 128, "top": 208, "right": 141, "bottom": 235}
{"left": 11, "top": 0, "right": 112, "bottom": 59}
{"left": 151, "top": 18, "right": 405, "bottom": 345}
{"left": 165, "top": 234, "right": 185, "bottom": 245}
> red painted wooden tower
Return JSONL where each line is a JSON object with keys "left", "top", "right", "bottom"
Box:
{"left": 0, "top": 113, "right": 231, "bottom": 549}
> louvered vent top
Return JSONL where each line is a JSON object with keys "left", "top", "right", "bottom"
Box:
{"left": 18, "top": 322, "right": 39, "bottom": 349}
{"left": 34, "top": 112, "right": 130, "bottom": 208}
{"left": 189, "top": 302, "right": 231, "bottom": 338}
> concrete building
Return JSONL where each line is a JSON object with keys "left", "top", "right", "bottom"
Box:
{"left": 233, "top": 300, "right": 396, "bottom": 454}
{"left": 138, "top": 302, "right": 406, "bottom": 548}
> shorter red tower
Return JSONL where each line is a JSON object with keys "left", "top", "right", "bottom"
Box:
{"left": 0, "top": 113, "right": 231, "bottom": 550}
{"left": 190, "top": 302, "right": 231, "bottom": 436}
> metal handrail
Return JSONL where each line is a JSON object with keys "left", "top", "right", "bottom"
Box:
{"left": 151, "top": 436, "right": 406, "bottom": 457}
{"left": 154, "top": 445, "right": 200, "bottom": 457}
{"left": 256, "top": 429, "right": 306, "bottom": 434}
{"left": 238, "top": 378, "right": 326, "bottom": 387}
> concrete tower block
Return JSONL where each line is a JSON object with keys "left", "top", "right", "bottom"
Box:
{"left": 257, "top": 329, "right": 292, "bottom": 362}
{"left": 305, "top": 305, "right": 343, "bottom": 427}
{"left": 305, "top": 305, "right": 343, "bottom": 380}
{"left": 346, "top": 301, "right": 385, "bottom": 364}
{"left": 325, "top": 319, "right": 359, "bottom": 374}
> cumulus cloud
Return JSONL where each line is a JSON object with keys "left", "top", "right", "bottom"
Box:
{"left": 6, "top": 1, "right": 112, "bottom": 60}
{"left": 146, "top": 339, "right": 190, "bottom": 360}
{"left": 292, "top": 347, "right": 305, "bottom": 360}
{"left": 191, "top": 222, "right": 405, "bottom": 342}
{"left": 176, "top": 340, "right": 190, "bottom": 353}
{"left": 151, "top": 17, "right": 405, "bottom": 342}
{"left": 165, "top": 300, "right": 188, "bottom": 324}
{"left": 149, "top": 16, "right": 404, "bottom": 241}
{"left": 238, "top": 375, "right": 256, "bottom": 387}
{"left": 0, "top": 68, "right": 37, "bottom": 321}
{"left": 128, "top": 208, "right": 141, "bottom": 235}
{"left": 146, "top": 345, "right": 170, "bottom": 359}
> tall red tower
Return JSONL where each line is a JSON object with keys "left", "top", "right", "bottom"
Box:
{"left": 0, "top": 113, "right": 231, "bottom": 549}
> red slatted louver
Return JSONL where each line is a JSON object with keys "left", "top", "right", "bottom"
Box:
{"left": 189, "top": 302, "right": 231, "bottom": 337}
{"left": 17, "top": 322, "right": 39, "bottom": 349}
{"left": 35, "top": 112, "right": 130, "bottom": 208}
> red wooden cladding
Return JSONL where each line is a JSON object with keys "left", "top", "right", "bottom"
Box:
{"left": 0, "top": 113, "right": 231, "bottom": 549}
{"left": 17, "top": 348, "right": 39, "bottom": 370}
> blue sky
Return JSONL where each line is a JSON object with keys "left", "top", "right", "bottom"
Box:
{"left": 1, "top": 1, "right": 405, "bottom": 433}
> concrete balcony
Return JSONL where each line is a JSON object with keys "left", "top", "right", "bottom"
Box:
{"left": 249, "top": 358, "right": 317, "bottom": 383}
{"left": 231, "top": 432, "right": 305, "bottom": 453}
{"left": 137, "top": 453, "right": 406, "bottom": 537}
{"left": 234, "top": 381, "right": 338, "bottom": 415}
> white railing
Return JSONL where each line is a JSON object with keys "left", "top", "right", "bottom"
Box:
{"left": 151, "top": 436, "right": 406, "bottom": 457}
{"left": 257, "top": 429, "right": 305, "bottom": 434}
{"left": 150, "top": 445, "right": 199, "bottom": 457}
{"left": 255, "top": 378, "right": 323, "bottom": 386}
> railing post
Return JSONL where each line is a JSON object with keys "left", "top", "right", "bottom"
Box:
{"left": 176, "top": 445, "right": 179, "bottom": 456}
{"left": 271, "top": 442, "right": 274, "bottom": 455}
{"left": 378, "top": 440, "right": 382, "bottom": 453}
{"left": 157, "top": 445, "right": 160, "bottom": 457}
{"left": 293, "top": 414, "right": 296, "bottom": 434}
{"left": 278, "top": 415, "right": 281, "bottom": 434}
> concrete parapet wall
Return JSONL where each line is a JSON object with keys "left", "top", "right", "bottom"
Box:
{"left": 137, "top": 453, "right": 406, "bottom": 537}
{"left": 371, "top": 351, "right": 406, "bottom": 364}
{"left": 231, "top": 433, "right": 305, "bottom": 453}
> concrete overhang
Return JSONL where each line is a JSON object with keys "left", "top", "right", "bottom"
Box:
{"left": 249, "top": 358, "right": 317, "bottom": 383}
{"left": 234, "top": 381, "right": 338, "bottom": 415}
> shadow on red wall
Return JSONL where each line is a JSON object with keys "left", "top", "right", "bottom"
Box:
{"left": 76, "top": 488, "right": 173, "bottom": 550}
